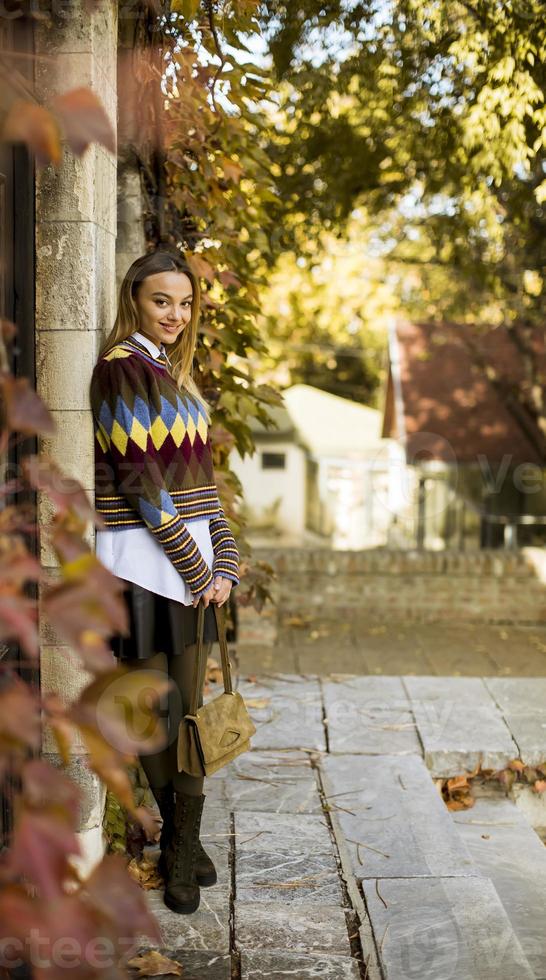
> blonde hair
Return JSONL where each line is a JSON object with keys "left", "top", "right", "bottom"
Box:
{"left": 99, "top": 250, "right": 212, "bottom": 423}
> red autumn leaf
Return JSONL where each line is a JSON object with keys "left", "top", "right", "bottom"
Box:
{"left": 69, "top": 667, "right": 172, "bottom": 756}
{"left": 219, "top": 269, "right": 241, "bottom": 289}
{"left": 42, "top": 551, "right": 129, "bottom": 671}
{"left": 51, "top": 87, "right": 116, "bottom": 156}
{"left": 83, "top": 853, "right": 162, "bottom": 945}
{"left": 186, "top": 253, "right": 216, "bottom": 283}
{"left": 220, "top": 155, "right": 243, "bottom": 183}
{"left": 23, "top": 454, "right": 100, "bottom": 525}
{"left": 6, "top": 809, "right": 81, "bottom": 898}
{"left": 207, "top": 348, "right": 224, "bottom": 372}
{"left": 21, "top": 759, "right": 82, "bottom": 829}
{"left": 0, "top": 374, "right": 55, "bottom": 435}
{"left": 0, "top": 675, "right": 42, "bottom": 754}
{"left": 42, "top": 581, "right": 126, "bottom": 673}
{"left": 0, "top": 318, "right": 17, "bottom": 342}
{"left": 1, "top": 99, "right": 62, "bottom": 166}
{"left": 0, "top": 592, "right": 39, "bottom": 660}
{"left": 42, "top": 693, "right": 75, "bottom": 764}
{"left": 75, "top": 725, "right": 158, "bottom": 838}
{"left": 0, "top": 551, "right": 44, "bottom": 590}
{"left": 0, "top": 885, "right": 122, "bottom": 979}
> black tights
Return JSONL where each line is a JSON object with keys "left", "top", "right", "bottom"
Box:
{"left": 121, "top": 642, "right": 212, "bottom": 796}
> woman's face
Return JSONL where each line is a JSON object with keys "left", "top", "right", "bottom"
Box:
{"left": 134, "top": 270, "right": 194, "bottom": 347}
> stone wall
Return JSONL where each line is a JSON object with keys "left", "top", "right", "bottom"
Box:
{"left": 34, "top": 0, "right": 119, "bottom": 876}
{"left": 238, "top": 547, "right": 546, "bottom": 647}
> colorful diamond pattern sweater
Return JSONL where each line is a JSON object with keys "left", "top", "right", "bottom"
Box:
{"left": 89, "top": 334, "right": 239, "bottom": 598}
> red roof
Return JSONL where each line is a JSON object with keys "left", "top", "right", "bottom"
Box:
{"left": 383, "top": 320, "right": 546, "bottom": 465}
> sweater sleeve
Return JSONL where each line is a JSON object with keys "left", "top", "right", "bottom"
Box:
{"left": 209, "top": 504, "right": 240, "bottom": 588}
{"left": 90, "top": 353, "right": 214, "bottom": 600}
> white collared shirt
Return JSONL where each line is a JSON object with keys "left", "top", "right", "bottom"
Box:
{"left": 93, "top": 330, "right": 214, "bottom": 604}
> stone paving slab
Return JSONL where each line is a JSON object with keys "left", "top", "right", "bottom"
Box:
{"left": 236, "top": 674, "right": 326, "bottom": 751}
{"left": 402, "top": 675, "right": 495, "bottom": 703}
{"left": 322, "top": 674, "right": 421, "bottom": 755}
{"left": 144, "top": 887, "right": 230, "bottom": 952}
{"left": 361, "top": 875, "right": 535, "bottom": 980}
{"left": 500, "top": 714, "right": 546, "bottom": 766}
{"left": 234, "top": 812, "right": 332, "bottom": 855}
{"left": 323, "top": 674, "right": 410, "bottom": 703}
{"left": 234, "top": 904, "right": 352, "bottom": 956}
{"left": 411, "top": 701, "right": 519, "bottom": 777}
{"left": 401, "top": 675, "right": 519, "bottom": 776}
{"left": 220, "top": 749, "right": 323, "bottom": 814}
{"left": 236, "top": 849, "right": 343, "bottom": 905}
{"left": 321, "top": 753, "right": 478, "bottom": 878}
{"left": 129, "top": 949, "right": 231, "bottom": 979}
{"left": 240, "top": 950, "right": 363, "bottom": 979}
{"left": 452, "top": 796, "right": 546, "bottom": 979}
{"left": 483, "top": 676, "right": 546, "bottom": 713}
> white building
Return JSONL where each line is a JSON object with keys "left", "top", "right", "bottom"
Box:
{"left": 230, "top": 383, "right": 405, "bottom": 549}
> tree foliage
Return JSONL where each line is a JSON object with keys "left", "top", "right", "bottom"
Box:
{"left": 261, "top": 0, "right": 546, "bottom": 309}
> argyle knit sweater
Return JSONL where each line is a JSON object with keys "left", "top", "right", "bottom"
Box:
{"left": 89, "top": 334, "right": 239, "bottom": 599}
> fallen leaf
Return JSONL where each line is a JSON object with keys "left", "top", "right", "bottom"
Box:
{"left": 127, "top": 949, "right": 184, "bottom": 976}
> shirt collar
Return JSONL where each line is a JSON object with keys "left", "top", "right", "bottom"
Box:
{"left": 131, "top": 330, "right": 172, "bottom": 367}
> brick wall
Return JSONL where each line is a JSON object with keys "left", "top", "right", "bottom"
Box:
{"left": 237, "top": 547, "right": 546, "bottom": 645}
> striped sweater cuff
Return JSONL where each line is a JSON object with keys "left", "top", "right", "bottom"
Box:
{"left": 210, "top": 513, "right": 240, "bottom": 587}
{"left": 153, "top": 515, "right": 214, "bottom": 596}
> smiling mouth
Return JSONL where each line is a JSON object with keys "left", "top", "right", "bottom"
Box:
{"left": 159, "top": 323, "right": 180, "bottom": 330}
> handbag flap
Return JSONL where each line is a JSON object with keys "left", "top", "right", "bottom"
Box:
{"left": 194, "top": 691, "right": 256, "bottom": 765}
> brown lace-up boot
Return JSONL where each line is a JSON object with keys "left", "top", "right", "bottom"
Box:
{"left": 154, "top": 784, "right": 217, "bottom": 886}
{"left": 163, "top": 791, "right": 203, "bottom": 914}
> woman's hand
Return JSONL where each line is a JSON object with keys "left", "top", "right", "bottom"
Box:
{"left": 211, "top": 575, "right": 232, "bottom": 608}
{"left": 192, "top": 576, "right": 232, "bottom": 608}
{"left": 192, "top": 582, "right": 216, "bottom": 608}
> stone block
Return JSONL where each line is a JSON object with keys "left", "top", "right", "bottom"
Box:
{"left": 362, "top": 875, "right": 534, "bottom": 980}
{"left": 235, "top": 904, "right": 351, "bottom": 956}
{"left": 143, "top": 889, "right": 230, "bottom": 953}
{"left": 222, "top": 750, "right": 322, "bottom": 814}
{"left": 501, "top": 713, "right": 546, "bottom": 766}
{"left": 483, "top": 677, "right": 546, "bottom": 714}
{"left": 321, "top": 754, "right": 478, "bottom": 879}
{"left": 36, "top": 143, "right": 117, "bottom": 236}
{"left": 236, "top": 675, "right": 325, "bottom": 752}
{"left": 453, "top": 797, "right": 546, "bottom": 979}
{"left": 236, "top": 849, "right": 342, "bottom": 905}
{"left": 37, "top": 329, "right": 97, "bottom": 411}
{"left": 127, "top": 947, "right": 231, "bottom": 979}
{"left": 410, "top": 700, "right": 519, "bottom": 777}
{"left": 35, "top": 221, "right": 98, "bottom": 331}
{"left": 403, "top": 676, "right": 494, "bottom": 703}
{"left": 41, "top": 751, "right": 105, "bottom": 832}
{"left": 323, "top": 675, "right": 422, "bottom": 755}
{"left": 241, "top": 950, "right": 362, "bottom": 979}
{"left": 234, "top": 812, "right": 331, "bottom": 855}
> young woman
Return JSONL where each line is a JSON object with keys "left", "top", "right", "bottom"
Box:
{"left": 89, "top": 249, "right": 240, "bottom": 915}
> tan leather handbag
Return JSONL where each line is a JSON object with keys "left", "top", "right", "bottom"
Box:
{"left": 177, "top": 599, "right": 256, "bottom": 777}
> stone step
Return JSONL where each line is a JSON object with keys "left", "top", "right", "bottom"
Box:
{"left": 321, "top": 753, "right": 479, "bottom": 878}
{"left": 321, "top": 753, "right": 536, "bottom": 980}
{"left": 452, "top": 794, "right": 546, "bottom": 979}
{"left": 402, "top": 675, "right": 520, "bottom": 776}
{"left": 361, "top": 875, "right": 535, "bottom": 980}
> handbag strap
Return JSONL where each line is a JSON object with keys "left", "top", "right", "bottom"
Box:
{"left": 189, "top": 598, "right": 234, "bottom": 715}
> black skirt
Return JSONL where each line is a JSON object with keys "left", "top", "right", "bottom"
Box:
{"left": 110, "top": 580, "right": 219, "bottom": 661}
